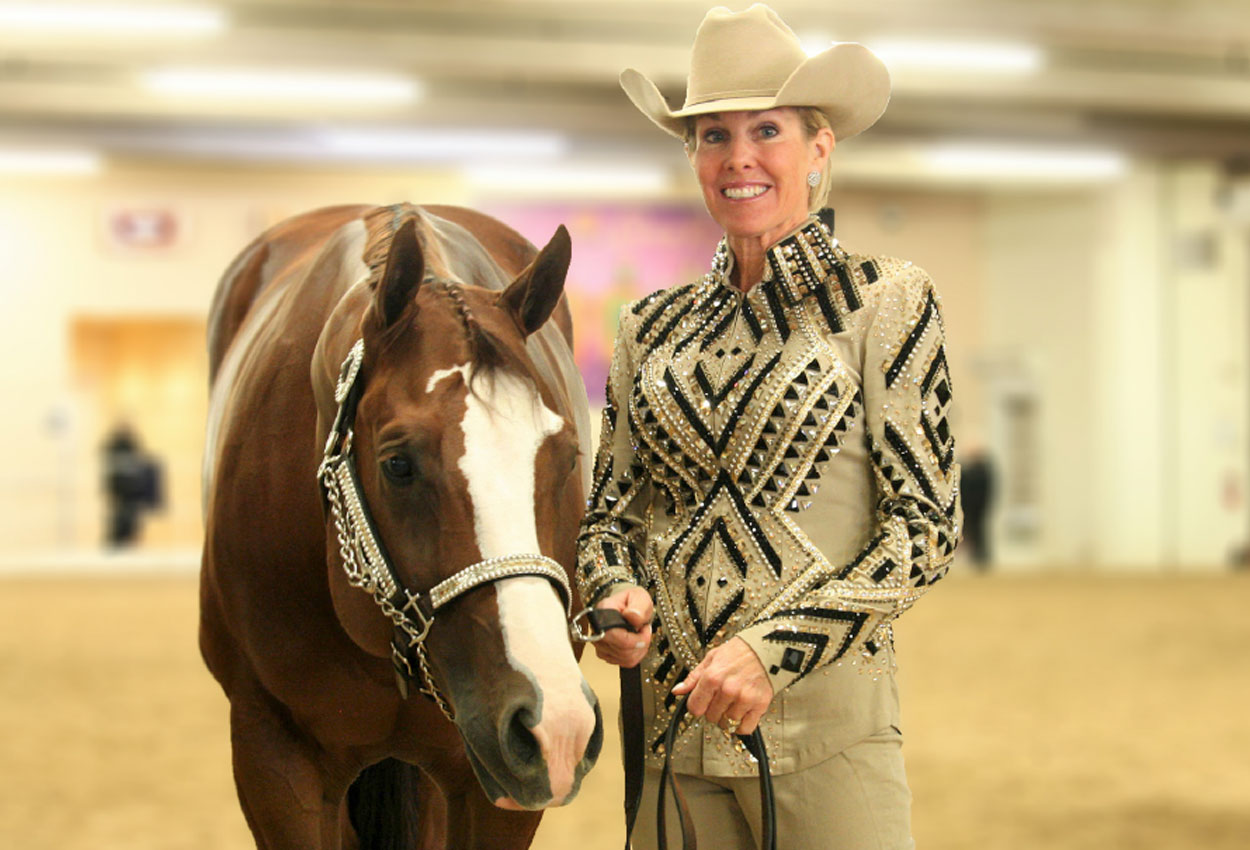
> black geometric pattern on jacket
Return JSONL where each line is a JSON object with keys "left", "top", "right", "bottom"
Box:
{"left": 577, "top": 215, "right": 962, "bottom": 712}
{"left": 624, "top": 248, "right": 876, "bottom": 658}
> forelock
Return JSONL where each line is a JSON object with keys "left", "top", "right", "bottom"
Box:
{"left": 434, "top": 282, "right": 511, "bottom": 387}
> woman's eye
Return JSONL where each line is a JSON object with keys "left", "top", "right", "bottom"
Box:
{"left": 382, "top": 454, "right": 416, "bottom": 484}
{"left": 702, "top": 128, "right": 727, "bottom": 144}
{"left": 758, "top": 123, "right": 779, "bottom": 138}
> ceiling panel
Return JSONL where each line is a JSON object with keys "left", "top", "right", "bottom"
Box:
{"left": 2, "top": 0, "right": 1248, "bottom": 180}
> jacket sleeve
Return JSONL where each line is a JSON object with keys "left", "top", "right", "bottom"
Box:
{"left": 576, "top": 306, "right": 655, "bottom": 606}
{"left": 739, "top": 268, "right": 962, "bottom": 693}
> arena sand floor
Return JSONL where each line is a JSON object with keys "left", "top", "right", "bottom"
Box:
{"left": 1, "top": 568, "right": 1247, "bottom": 850}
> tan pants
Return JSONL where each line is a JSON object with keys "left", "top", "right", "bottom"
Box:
{"left": 632, "top": 726, "right": 914, "bottom": 850}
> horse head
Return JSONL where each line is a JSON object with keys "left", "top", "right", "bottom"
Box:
{"left": 312, "top": 215, "right": 601, "bottom": 810}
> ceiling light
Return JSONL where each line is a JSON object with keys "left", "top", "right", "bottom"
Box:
{"left": 871, "top": 40, "right": 1043, "bottom": 73}
{"left": 141, "top": 68, "right": 420, "bottom": 103}
{"left": 0, "top": 3, "right": 226, "bottom": 35}
{"left": 318, "top": 129, "right": 567, "bottom": 162}
{"left": 0, "top": 147, "right": 102, "bottom": 175}
{"left": 925, "top": 144, "right": 1127, "bottom": 181}
{"left": 463, "top": 164, "right": 669, "bottom": 196}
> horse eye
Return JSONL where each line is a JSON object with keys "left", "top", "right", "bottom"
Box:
{"left": 381, "top": 453, "right": 416, "bottom": 485}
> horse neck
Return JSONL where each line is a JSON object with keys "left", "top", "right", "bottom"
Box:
{"left": 421, "top": 209, "right": 514, "bottom": 294}
{"left": 362, "top": 205, "right": 511, "bottom": 296}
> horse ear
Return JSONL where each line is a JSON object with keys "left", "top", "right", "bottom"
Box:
{"left": 501, "top": 225, "right": 571, "bottom": 337}
{"left": 374, "top": 218, "right": 425, "bottom": 329}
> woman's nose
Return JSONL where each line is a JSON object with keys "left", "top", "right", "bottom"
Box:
{"left": 724, "top": 136, "right": 755, "bottom": 170}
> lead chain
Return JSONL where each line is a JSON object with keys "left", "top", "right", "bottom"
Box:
{"left": 323, "top": 460, "right": 448, "bottom": 711}
{"left": 322, "top": 461, "right": 369, "bottom": 589}
{"left": 416, "top": 643, "right": 455, "bottom": 720}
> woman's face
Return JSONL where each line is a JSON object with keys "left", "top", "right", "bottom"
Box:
{"left": 691, "top": 108, "right": 833, "bottom": 247}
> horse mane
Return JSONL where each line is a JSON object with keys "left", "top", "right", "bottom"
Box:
{"left": 362, "top": 203, "right": 455, "bottom": 287}
{"left": 433, "top": 281, "right": 509, "bottom": 381}
{"left": 363, "top": 203, "right": 510, "bottom": 383}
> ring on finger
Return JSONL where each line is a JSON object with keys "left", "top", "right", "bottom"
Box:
{"left": 724, "top": 717, "right": 741, "bottom": 733}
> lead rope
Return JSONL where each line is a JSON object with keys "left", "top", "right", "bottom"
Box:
{"left": 653, "top": 696, "right": 776, "bottom": 850}
{"left": 575, "top": 611, "right": 776, "bottom": 850}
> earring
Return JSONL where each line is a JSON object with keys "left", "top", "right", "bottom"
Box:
{"left": 807, "top": 171, "right": 821, "bottom": 187}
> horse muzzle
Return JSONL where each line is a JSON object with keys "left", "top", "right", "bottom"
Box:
{"left": 456, "top": 676, "right": 603, "bottom": 809}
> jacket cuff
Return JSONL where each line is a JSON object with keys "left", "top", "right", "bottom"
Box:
{"left": 590, "top": 579, "right": 641, "bottom": 607}
{"left": 579, "top": 573, "right": 638, "bottom": 607}
{"left": 738, "top": 621, "right": 808, "bottom": 696}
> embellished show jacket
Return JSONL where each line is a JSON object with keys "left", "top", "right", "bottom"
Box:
{"left": 577, "top": 214, "right": 962, "bottom": 777}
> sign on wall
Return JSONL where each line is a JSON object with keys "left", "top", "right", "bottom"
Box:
{"left": 102, "top": 206, "right": 187, "bottom": 252}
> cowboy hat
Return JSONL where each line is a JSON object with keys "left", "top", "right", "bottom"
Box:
{"left": 620, "top": 4, "right": 890, "bottom": 141}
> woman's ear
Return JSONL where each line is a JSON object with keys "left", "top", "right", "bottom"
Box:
{"left": 812, "top": 126, "right": 835, "bottom": 171}
{"left": 685, "top": 117, "right": 699, "bottom": 164}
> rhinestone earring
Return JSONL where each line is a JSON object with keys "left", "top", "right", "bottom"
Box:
{"left": 807, "top": 171, "right": 820, "bottom": 187}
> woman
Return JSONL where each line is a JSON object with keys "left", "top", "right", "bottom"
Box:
{"left": 577, "top": 5, "right": 961, "bottom": 848}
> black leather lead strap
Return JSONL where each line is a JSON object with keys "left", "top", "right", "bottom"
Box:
{"left": 587, "top": 608, "right": 632, "bottom": 635}
{"left": 742, "top": 730, "right": 776, "bottom": 850}
{"left": 621, "top": 664, "right": 645, "bottom": 850}
{"left": 607, "top": 613, "right": 776, "bottom": 849}
{"left": 649, "top": 695, "right": 777, "bottom": 850}
{"left": 656, "top": 696, "right": 698, "bottom": 850}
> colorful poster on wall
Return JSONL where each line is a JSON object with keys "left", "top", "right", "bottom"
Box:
{"left": 484, "top": 203, "right": 723, "bottom": 403}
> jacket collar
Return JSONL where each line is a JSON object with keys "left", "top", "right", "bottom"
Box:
{"left": 711, "top": 211, "right": 841, "bottom": 306}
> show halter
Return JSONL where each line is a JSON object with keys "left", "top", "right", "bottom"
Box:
{"left": 317, "top": 338, "right": 573, "bottom": 720}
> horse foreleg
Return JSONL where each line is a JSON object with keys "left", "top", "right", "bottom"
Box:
{"left": 229, "top": 686, "right": 351, "bottom": 850}
{"left": 415, "top": 770, "right": 449, "bottom": 849}
{"left": 441, "top": 789, "right": 542, "bottom": 850}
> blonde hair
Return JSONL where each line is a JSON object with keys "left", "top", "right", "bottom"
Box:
{"left": 684, "top": 106, "right": 833, "bottom": 213}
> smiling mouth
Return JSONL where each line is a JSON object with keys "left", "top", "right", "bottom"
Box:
{"left": 722, "top": 185, "right": 769, "bottom": 200}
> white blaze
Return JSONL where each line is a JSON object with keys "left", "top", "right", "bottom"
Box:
{"left": 427, "top": 364, "right": 595, "bottom": 804}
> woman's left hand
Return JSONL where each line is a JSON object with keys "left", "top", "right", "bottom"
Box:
{"left": 671, "top": 637, "right": 773, "bottom": 735}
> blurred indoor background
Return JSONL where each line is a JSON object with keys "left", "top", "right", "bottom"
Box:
{"left": 0, "top": 2, "right": 1247, "bottom": 849}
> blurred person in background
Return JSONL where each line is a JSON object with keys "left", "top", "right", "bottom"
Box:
{"left": 958, "top": 442, "right": 996, "bottom": 570}
{"left": 576, "top": 5, "right": 962, "bottom": 848}
{"left": 101, "top": 421, "right": 162, "bottom": 546}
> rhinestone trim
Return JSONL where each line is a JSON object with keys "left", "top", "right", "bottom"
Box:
{"left": 429, "top": 554, "right": 571, "bottom": 614}
{"left": 319, "top": 337, "right": 577, "bottom": 718}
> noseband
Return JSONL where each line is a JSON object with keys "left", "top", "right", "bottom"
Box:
{"left": 317, "top": 339, "right": 572, "bottom": 720}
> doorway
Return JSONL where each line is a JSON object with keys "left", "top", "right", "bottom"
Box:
{"left": 70, "top": 317, "right": 208, "bottom": 549}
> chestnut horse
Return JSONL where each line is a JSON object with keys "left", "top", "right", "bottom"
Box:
{"left": 200, "top": 203, "right": 601, "bottom": 849}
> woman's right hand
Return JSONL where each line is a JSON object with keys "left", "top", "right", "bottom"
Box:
{"left": 592, "top": 586, "right": 654, "bottom": 668}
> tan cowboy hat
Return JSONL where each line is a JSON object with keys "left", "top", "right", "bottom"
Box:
{"left": 620, "top": 4, "right": 890, "bottom": 141}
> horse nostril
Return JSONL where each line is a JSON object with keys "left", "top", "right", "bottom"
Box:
{"left": 502, "top": 706, "right": 541, "bottom": 769}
